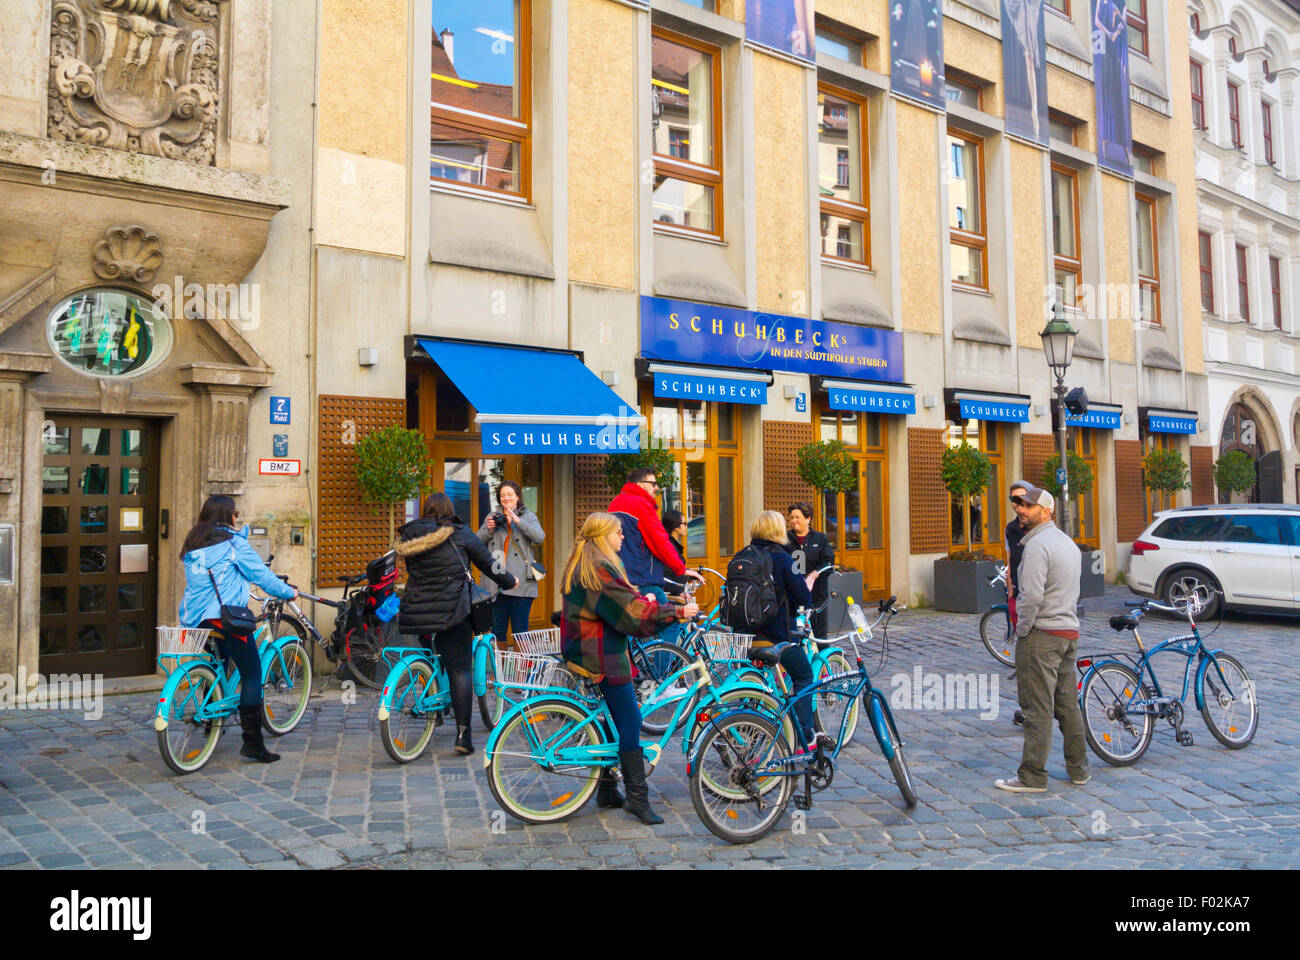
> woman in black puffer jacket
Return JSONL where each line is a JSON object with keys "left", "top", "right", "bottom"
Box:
{"left": 397, "top": 492, "right": 516, "bottom": 755}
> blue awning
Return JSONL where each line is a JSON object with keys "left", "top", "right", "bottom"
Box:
{"left": 1066, "top": 403, "right": 1123, "bottom": 430}
{"left": 822, "top": 379, "right": 916, "bottom": 416}
{"left": 953, "top": 391, "right": 1030, "bottom": 423}
{"left": 1145, "top": 408, "right": 1198, "bottom": 435}
{"left": 646, "top": 362, "right": 769, "bottom": 405}
{"left": 415, "top": 338, "right": 644, "bottom": 454}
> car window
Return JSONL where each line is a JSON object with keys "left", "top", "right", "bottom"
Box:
{"left": 1153, "top": 516, "right": 1224, "bottom": 541}
{"left": 1218, "top": 515, "right": 1284, "bottom": 545}
{"left": 1287, "top": 517, "right": 1300, "bottom": 547}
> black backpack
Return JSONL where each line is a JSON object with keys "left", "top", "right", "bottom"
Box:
{"left": 722, "top": 544, "right": 780, "bottom": 630}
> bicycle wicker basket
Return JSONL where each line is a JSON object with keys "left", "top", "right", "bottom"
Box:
{"left": 702, "top": 631, "right": 754, "bottom": 661}
{"left": 156, "top": 626, "right": 212, "bottom": 663}
{"left": 511, "top": 627, "right": 561, "bottom": 653}
{"left": 493, "top": 649, "right": 581, "bottom": 692}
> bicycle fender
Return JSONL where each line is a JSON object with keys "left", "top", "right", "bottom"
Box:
{"left": 866, "top": 693, "right": 895, "bottom": 761}
{"left": 684, "top": 708, "right": 772, "bottom": 777}
{"left": 376, "top": 651, "right": 436, "bottom": 722}
{"left": 1074, "top": 658, "right": 1123, "bottom": 708}
{"left": 472, "top": 637, "right": 492, "bottom": 698}
{"left": 155, "top": 661, "right": 215, "bottom": 731}
{"left": 1193, "top": 650, "right": 1230, "bottom": 713}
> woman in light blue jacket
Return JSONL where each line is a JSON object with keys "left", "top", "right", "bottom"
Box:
{"left": 179, "top": 495, "right": 296, "bottom": 762}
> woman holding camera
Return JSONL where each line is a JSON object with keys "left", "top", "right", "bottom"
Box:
{"left": 477, "top": 481, "right": 546, "bottom": 644}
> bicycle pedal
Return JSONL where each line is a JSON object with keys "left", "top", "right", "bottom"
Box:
{"left": 793, "top": 794, "right": 811, "bottom": 811}
{"left": 1177, "top": 731, "right": 1194, "bottom": 747}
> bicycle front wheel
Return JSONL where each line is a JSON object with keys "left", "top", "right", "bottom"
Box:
{"left": 814, "top": 650, "right": 860, "bottom": 746}
{"left": 1200, "top": 653, "right": 1258, "bottom": 749}
{"left": 1079, "top": 663, "right": 1153, "bottom": 766}
{"left": 157, "top": 664, "right": 225, "bottom": 775}
{"left": 379, "top": 659, "right": 439, "bottom": 763}
{"left": 867, "top": 691, "right": 917, "bottom": 807}
{"left": 980, "top": 609, "right": 1015, "bottom": 667}
{"left": 346, "top": 618, "right": 396, "bottom": 689}
{"left": 262, "top": 640, "right": 313, "bottom": 736}
{"left": 689, "top": 711, "right": 794, "bottom": 844}
{"left": 634, "top": 641, "right": 696, "bottom": 735}
{"left": 486, "top": 698, "right": 605, "bottom": 824}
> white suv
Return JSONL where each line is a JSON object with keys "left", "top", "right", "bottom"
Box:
{"left": 1127, "top": 504, "right": 1300, "bottom": 618}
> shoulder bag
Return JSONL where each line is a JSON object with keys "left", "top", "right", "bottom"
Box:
{"left": 452, "top": 535, "right": 496, "bottom": 633}
{"left": 207, "top": 547, "right": 259, "bottom": 637}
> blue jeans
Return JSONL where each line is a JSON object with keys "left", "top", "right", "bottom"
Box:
{"left": 205, "top": 619, "right": 262, "bottom": 707}
{"left": 599, "top": 679, "right": 642, "bottom": 753}
{"left": 492, "top": 594, "right": 534, "bottom": 642}
{"left": 779, "top": 645, "right": 816, "bottom": 741}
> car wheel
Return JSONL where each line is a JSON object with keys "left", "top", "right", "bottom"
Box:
{"left": 1161, "top": 567, "right": 1220, "bottom": 619}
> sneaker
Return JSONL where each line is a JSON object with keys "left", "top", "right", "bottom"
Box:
{"left": 1012, "top": 710, "right": 1025, "bottom": 726}
{"left": 995, "top": 776, "right": 1046, "bottom": 793}
{"left": 1069, "top": 773, "right": 1091, "bottom": 785}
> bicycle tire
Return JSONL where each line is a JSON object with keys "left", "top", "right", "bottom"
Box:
{"left": 345, "top": 617, "right": 396, "bottom": 690}
{"left": 867, "top": 691, "right": 917, "bottom": 807}
{"left": 379, "top": 659, "right": 439, "bottom": 763}
{"left": 688, "top": 711, "right": 794, "bottom": 844}
{"left": 478, "top": 647, "right": 500, "bottom": 731}
{"left": 1079, "top": 663, "right": 1153, "bottom": 766}
{"left": 633, "top": 641, "right": 696, "bottom": 735}
{"left": 690, "top": 687, "right": 795, "bottom": 800}
{"left": 814, "top": 650, "right": 860, "bottom": 746}
{"left": 157, "top": 663, "right": 225, "bottom": 775}
{"left": 1199, "top": 653, "right": 1258, "bottom": 749}
{"left": 262, "top": 639, "right": 313, "bottom": 736}
{"left": 979, "top": 609, "right": 1015, "bottom": 667}
{"left": 486, "top": 698, "right": 604, "bottom": 824}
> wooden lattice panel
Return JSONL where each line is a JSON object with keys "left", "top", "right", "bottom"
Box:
{"left": 762, "top": 421, "right": 814, "bottom": 512}
{"left": 908, "top": 428, "right": 949, "bottom": 553}
{"left": 1021, "top": 434, "right": 1056, "bottom": 491}
{"left": 1115, "top": 439, "right": 1146, "bottom": 542}
{"left": 317, "top": 395, "right": 407, "bottom": 586}
{"left": 1190, "top": 445, "right": 1215, "bottom": 506}
{"left": 574, "top": 455, "right": 612, "bottom": 536}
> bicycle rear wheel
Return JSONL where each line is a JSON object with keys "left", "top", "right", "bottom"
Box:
{"left": 690, "top": 687, "right": 794, "bottom": 800}
{"left": 1199, "top": 653, "right": 1258, "bottom": 749}
{"left": 866, "top": 691, "right": 917, "bottom": 807}
{"left": 262, "top": 640, "right": 313, "bottom": 736}
{"left": 634, "top": 641, "right": 695, "bottom": 735}
{"left": 486, "top": 698, "right": 605, "bottom": 824}
{"left": 1079, "top": 663, "right": 1153, "bottom": 766}
{"left": 157, "top": 664, "right": 225, "bottom": 775}
{"left": 814, "top": 650, "right": 859, "bottom": 746}
{"left": 688, "top": 712, "right": 794, "bottom": 844}
{"left": 980, "top": 609, "right": 1015, "bottom": 667}
{"left": 379, "top": 659, "right": 439, "bottom": 763}
{"left": 478, "top": 647, "right": 500, "bottom": 730}
{"left": 346, "top": 617, "right": 396, "bottom": 689}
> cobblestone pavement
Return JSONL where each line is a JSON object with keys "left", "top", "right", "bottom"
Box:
{"left": 2, "top": 587, "right": 1297, "bottom": 870}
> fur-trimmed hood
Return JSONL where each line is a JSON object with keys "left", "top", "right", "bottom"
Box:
{"left": 395, "top": 524, "right": 453, "bottom": 558}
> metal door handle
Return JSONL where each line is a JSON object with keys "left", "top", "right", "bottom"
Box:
{"left": 1215, "top": 547, "right": 1233, "bottom": 553}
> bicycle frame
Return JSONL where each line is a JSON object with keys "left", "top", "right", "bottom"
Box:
{"left": 1077, "top": 621, "right": 1238, "bottom": 716}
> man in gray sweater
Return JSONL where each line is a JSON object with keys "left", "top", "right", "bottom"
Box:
{"left": 995, "top": 484, "right": 1090, "bottom": 793}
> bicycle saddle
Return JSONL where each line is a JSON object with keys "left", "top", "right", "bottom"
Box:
{"left": 338, "top": 574, "right": 365, "bottom": 586}
{"left": 1109, "top": 614, "right": 1139, "bottom": 632}
{"left": 748, "top": 644, "right": 787, "bottom": 666}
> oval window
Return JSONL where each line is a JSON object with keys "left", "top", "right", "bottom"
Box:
{"left": 46, "top": 289, "right": 172, "bottom": 378}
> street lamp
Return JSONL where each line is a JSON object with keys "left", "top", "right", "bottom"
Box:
{"left": 1040, "top": 302, "right": 1078, "bottom": 535}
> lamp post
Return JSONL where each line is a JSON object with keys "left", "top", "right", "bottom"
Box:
{"left": 1040, "top": 302, "right": 1078, "bottom": 535}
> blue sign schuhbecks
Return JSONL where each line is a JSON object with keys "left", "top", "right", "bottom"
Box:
{"left": 640, "top": 296, "right": 905, "bottom": 383}
{"left": 1065, "top": 408, "right": 1123, "bottom": 430}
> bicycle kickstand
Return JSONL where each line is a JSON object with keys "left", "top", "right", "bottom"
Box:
{"left": 1175, "top": 725, "right": 1194, "bottom": 747}
{"left": 794, "top": 771, "right": 813, "bottom": 811}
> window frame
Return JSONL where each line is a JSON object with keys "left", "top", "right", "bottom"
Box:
{"left": 818, "top": 81, "right": 871, "bottom": 268}
{"left": 651, "top": 27, "right": 725, "bottom": 240}
{"left": 948, "top": 127, "right": 988, "bottom": 292}
{"left": 1050, "top": 164, "right": 1082, "bottom": 311}
{"left": 1127, "top": 0, "right": 1149, "bottom": 59}
{"left": 813, "top": 21, "right": 864, "bottom": 68}
{"left": 429, "top": 0, "right": 533, "bottom": 201}
{"left": 1262, "top": 100, "right": 1275, "bottom": 167}
{"left": 1189, "top": 59, "right": 1206, "bottom": 130}
{"left": 1198, "top": 230, "right": 1215, "bottom": 314}
{"left": 1048, "top": 110, "right": 1078, "bottom": 146}
{"left": 1236, "top": 243, "right": 1251, "bottom": 321}
{"left": 1228, "top": 80, "right": 1242, "bottom": 149}
{"left": 1270, "top": 255, "right": 1282, "bottom": 329}
{"left": 1135, "top": 192, "right": 1161, "bottom": 326}
{"left": 1046, "top": 0, "right": 1070, "bottom": 21}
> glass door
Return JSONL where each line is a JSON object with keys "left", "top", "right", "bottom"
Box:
{"left": 816, "top": 407, "right": 890, "bottom": 600}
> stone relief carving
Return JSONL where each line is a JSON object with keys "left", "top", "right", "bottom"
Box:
{"left": 92, "top": 224, "right": 164, "bottom": 282}
{"left": 48, "top": 0, "right": 223, "bottom": 164}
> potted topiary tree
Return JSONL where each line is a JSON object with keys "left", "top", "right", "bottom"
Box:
{"left": 354, "top": 424, "right": 435, "bottom": 546}
{"left": 794, "top": 439, "right": 862, "bottom": 618}
{"left": 601, "top": 441, "right": 678, "bottom": 497}
{"left": 1041, "top": 450, "right": 1103, "bottom": 598}
{"left": 1143, "top": 447, "right": 1191, "bottom": 516}
{"left": 1213, "top": 449, "right": 1256, "bottom": 504}
{"left": 933, "top": 441, "right": 998, "bottom": 613}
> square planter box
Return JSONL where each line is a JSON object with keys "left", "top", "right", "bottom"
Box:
{"left": 933, "top": 558, "right": 1002, "bottom": 614}
{"left": 1079, "top": 547, "right": 1105, "bottom": 599}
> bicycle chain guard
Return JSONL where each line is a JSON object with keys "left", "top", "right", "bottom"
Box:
{"left": 809, "top": 754, "right": 834, "bottom": 792}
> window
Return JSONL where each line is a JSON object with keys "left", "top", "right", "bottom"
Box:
{"left": 944, "top": 76, "right": 981, "bottom": 109}
{"left": 1066, "top": 429, "right": 1099, "bottom": 546}
{"left": 1228, "top": 36, "right": 1238, "bottom": 57}
{"left": 1190, "top": 12, "right": 1200, "bottom": 35}
{"left": 1143, "top": 432, "right": 1178, "bottom": 520}
{"left": 1190, "top": 60, "right": 1205, "bottom": 129}
{"left": 1262, "top": 101, "right": 1275, "bottom": 166}
{"left": 1271, "top": 256, "right": 1282, "bottom": 329}
{"left": 1198, "top": 231, "right": 1215, "bottom": 313}
{"left": 46, "top": 289, "right": 172, "bottom": 378}
{"left": 1049, "top": 112, "right": 1077, "bottom": 145}
{"left": 1237, "top": 243, "right": 1248, "bottom": 321}
{"left": 948, "top": 130, "right": 986, "bottom": 288}
{"left": 816, "top": 405, "right": 891, "bottom": 598}
{"left": 1132, "top": 146, "right": 1155, "bottom": 175}
{"left": 818, "top": 85, "right": 869, "bottom": 265}
{"left": 1135, "top": 193, "right": 1160, "bottom": 324}
{"left": 946, "top": 421, "right": 1004, "bottom": 554}
{"left": 431, "top": 0, "right": 531, "bottom": 198}
{"left": 1153, "top": 516, "right": 1225, "bottom": 541}
{"left": 1237, "top": 244, "right": 1248, "bottom": 320}
{"left": 1228, "top": 80, "right": 1242, "bottom": 148}
{"left": 814, "top": 25, "right": 863, "bottom": 66}
{"left": 1051, "top": 166, "right": 1082, "bottom": 310}
{"left": 652, "top": 30, "right": 722, "bottom": 236}
{"left": 1127, "top": 0, "right": 1148, "bottom": 58}
{"left": 1220, "top": 515, "right": 1284, "bottom": 545}
{"left": 1047, "top": 0, "right": 1070, "bottom": 19}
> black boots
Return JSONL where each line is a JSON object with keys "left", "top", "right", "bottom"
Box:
{"left": 238, "top": 705, "right": 279, "bottom": 763}
{"left": 454, "top": 725, "right": 474, "bottom": 755}
{"left": 618, "top": 751, "right": 663, "bottom": 825}
{"left": 596, "top": 768, "right": 624, "bottom": 809}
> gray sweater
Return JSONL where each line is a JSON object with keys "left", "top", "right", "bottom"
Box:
{"left": 476, "top": 508, "right": 545, "bottom": 599}
{"left": 1015, "top": 520, "right": 1081, "bottom": 637}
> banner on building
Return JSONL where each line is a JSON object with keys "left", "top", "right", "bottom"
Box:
{"left": 1091, "top": 0, "right": 1133, "bottom": 176}
{"left": 1001, "top": 1, "right": 1049, "bottom": 146}
{"left": 890, "top": 0, "right": 945, "bottom": 108}
{"left": 641, "top": 296, "right": 905, "bottom": 383}
{"left": 746, "top": 0, "right": 816, "bottom": 63}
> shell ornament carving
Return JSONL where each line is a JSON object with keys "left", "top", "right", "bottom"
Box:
{"left": 48, "top": 0, "right": 223, "bottom": 164}
{"left": 92, "top": 225, "right": 164, "bottom": 282}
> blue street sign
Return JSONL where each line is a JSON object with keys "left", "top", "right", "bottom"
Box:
{"left": 795, "top": 392, "right": 806, "bottom": 413}
{"left": 270, "top": 397, "right": 291, "bottom": 424}
{"left": 273, "top": 434, "right": 288, "bottom": 458}
{"left": 1056, "top": 467, "right": 1068, "bottom": 485}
